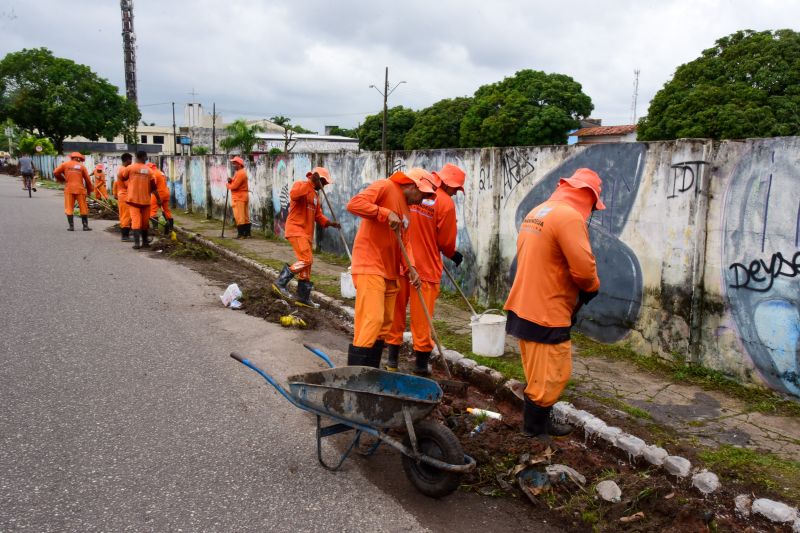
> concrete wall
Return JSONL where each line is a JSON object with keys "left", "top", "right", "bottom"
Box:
{"left": 33, "top": 139, "right": 800, "bottom": 398}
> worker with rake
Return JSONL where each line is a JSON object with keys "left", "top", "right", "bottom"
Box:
{"left": 53, "top": 152, "right": 94, "bottom": 232}
{"left": 120, "top": 151, "right": 157, "bottom": 250}
{"left": 113, "top": 153, "right": 133, "bottom": 242}
{"left": 91, "top": 163, "right": 109, "bottom": 200}
{"left": 226, "top": 156, "right": 250, "bottom": 239}
{"left": 147, "top": 162, "right": 174, "bottom": 235}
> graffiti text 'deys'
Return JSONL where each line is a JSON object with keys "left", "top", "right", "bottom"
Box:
{"left": 728, "top": 251, "right": 800, "bottom": 292}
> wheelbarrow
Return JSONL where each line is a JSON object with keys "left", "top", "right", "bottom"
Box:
{"left": 230, "top": 344, "right": 476, "bottom": 497}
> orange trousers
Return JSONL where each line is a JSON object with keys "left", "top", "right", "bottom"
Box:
{"left": 519, "top": 340, "right": 572, "bottom": 407}
{"left": 64, "top": 192, "right": 88, "bottom": 215}
{"left": 118, "top": 199, "right": 131, "bottom": 229}
{"left": 128, "top": 203, "right": 151, "bottom": 230}
{"left": 386, "top": 277, "right": 440, "bottom": 352}
{"left": 95, "top": 184, "right": 109, "bottom": 200}
{"left": 232, "top": 199, "right": 250, "bottom": 225}
{"left": 150, "top": 195, "right": 172, "bottom": 219}
{"left": 288, "top": 236, "right": 313, "bottom": 280}
{"left": 353, "top": 274, "right": 399, "bottom": 348}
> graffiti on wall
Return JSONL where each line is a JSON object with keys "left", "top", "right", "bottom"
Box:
{"left": 668, "top": 160, "right": 710, "bottom": 199}
{"left": 510, "top": 143, "right": 647, "bottom": 342}
{"left": 170, "top": 157, "right": 187, "bottom": 208}
{"left": 723, "top": 140, "right": 800, "bottom": 397}
{"left": 208, "top": 161, "right": 229, "bottom": 203}
{"left": 189, "top": 158, "right": 205, "bottom": 212}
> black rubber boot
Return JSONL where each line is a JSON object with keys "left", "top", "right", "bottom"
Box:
{"left": 347, "top": 344, "right": 374, "bottom": 366}
{"left": 165, "top": 218, "right": 174, "bottom": 235}
{"left": 81, "top": 215, "right": 92, "bottom": 231}
{"left": 67, "top": 215, "right": 75, "bottom": 231}
{"left": 521, "top": 398, "right": 548, "bottom": 438}
{"left": 235, "top": 225, "right": 244, "bottom": 239}
{"left": 294, "top": 280, "right": 320, "bottom": 309}
{"left": 272, "top": 264, "right": 294, "bottom": 299}
{"left": 132, "top": 230, "right": 142, "bottom": 249}
{"left": 384, "top": 344, "right": 401, "bottom": 371}
{"left": 544, "top": 406, "right": 574, "bottom": 437}
{"left": 412, "top": 350, "right": 432, "bottom": 376}
{"left": 141, "top": 229, "right": 151, "bottom": 248}
{"left": 366, "top": 340, "right": 385, "bottom": 368}
{"left": 121, "top": 227, "right": 131, "bottom": 241}
{"left": 245, "top": 223, "right": 252, "bottom": 237}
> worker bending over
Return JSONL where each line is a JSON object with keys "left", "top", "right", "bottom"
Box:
{"left": 53, "top": 152, "right": 93, "bottom": 231}
{"left": 226, "top": 156, "right": 250, "bottom": 238}
{"left": 147, "top": 162, "right": 173, "bottom": 235}
{"left": 272, "top": 166, "right": 341, "bottom": 308}
{"left": 120, "top": 151, "right": 157, "bottom": 250}
{"left": 92, "top": 164, "right": 109, "bottom": 200}
{"left": 113, "top": 153, "right": 133, "bottom": 242}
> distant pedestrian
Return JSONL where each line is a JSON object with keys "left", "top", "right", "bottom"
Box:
{"left": 226, "top": 156, "right": 250, "bottom": 238}
{"left": 53, "top": 152, "right": 94, "bottom": 231}
{"left": 113, "top": 153, "right": 133, "bottom": 242}
{"left": 272, "top": 167, "right": 341, "bottom": 308}
{"left": 504, "top": 168, "right": 604, "bottom": 440}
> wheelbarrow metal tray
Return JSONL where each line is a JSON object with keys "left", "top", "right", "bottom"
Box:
{"left": 288, "top": 367, "right": 442, "bottom": 429}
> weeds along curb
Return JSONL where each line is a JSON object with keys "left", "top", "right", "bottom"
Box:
{"left": 174, "top": 227, "right": 799, "bottom": 528}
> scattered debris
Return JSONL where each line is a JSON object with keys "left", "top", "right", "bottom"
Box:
{"left": 751, "top": 498, "right": 798, "bottom": 523}
{"left": 279, "top": 314, "right": 307, "bottom": 328}
{"left": 596, "top": 480, "right": 622, "bottom": 502}
{"left": 663, "top": 455, "right": 692, "bottom": 477}
{"left": 466, "top": 407, "right": 502, "bottom": 420}
{"left": 545, "top": 464, "right": 586, "bottom": 488}
{"left": 619, "top": 511, "right": 645, "bottom": 523}
{"left": 692, "top": 470, "right": 721, "bottom": 495}
{"left": 734, "top": 494, "right": 752, "bottom": 517}
{"left": 220, "top": 283, "right": 242, "bottom": 308}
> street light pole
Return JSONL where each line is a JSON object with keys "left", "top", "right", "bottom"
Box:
{"left": 369, "top": 67, "right": 406, "bottom": 176}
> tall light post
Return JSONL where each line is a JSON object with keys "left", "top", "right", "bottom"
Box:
{"left": 370, "top": 67, "right": 405, "bottom": 176}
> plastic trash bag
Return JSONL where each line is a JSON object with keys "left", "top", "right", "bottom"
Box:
{"left": 220, "top": 283, "right": 242, "bottom": 308}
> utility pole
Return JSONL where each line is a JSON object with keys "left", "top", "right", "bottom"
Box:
{"left": 631, "top": 69, "right": 640, "bottom": 125}
{"left": 120, "top": 0, "right": 137, "bottom": 105}
{"left": 212, "top": 102, "right": 216, "bottom": 156}
{"left": 171, "top": 102, "right": 177, "bottom": 156}
{"left": 370, "top": 67, "right": 405, "bottom": 176}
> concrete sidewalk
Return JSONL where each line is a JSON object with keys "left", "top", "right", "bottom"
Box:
{"left": 172, "top": 211, "right": 800, "bottom": 467}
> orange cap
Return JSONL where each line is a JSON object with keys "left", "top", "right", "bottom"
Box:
{"left": 433, "top": 163, "right": 465, "bottom": 192}
{"left": 230, "top": 156, "right": 245, "bottom": 167}
{"left": 95, "top": 164, "right": 104, "bottom": 170}
{"left": 389, "top": 168, "right": 436, "bottom": 194}
{"left": 559, "top": 168, "right": 606, "bottom": 210}
{"left": 69, "top": 152, "right": 85, "bottom": 161}
{"left": 307, "top": 166, "right": 333, "bottom": 184}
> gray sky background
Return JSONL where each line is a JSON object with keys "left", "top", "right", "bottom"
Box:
{"left": 0, "top": 0, "right": 796, "bottom": 133}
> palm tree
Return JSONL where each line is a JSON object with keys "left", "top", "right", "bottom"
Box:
{"left": 219, "top": 119, "right": 264, "bottom": 157}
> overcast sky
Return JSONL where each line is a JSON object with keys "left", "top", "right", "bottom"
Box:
{"left": 1, "top": 0, "right": 796, "bottom": 133}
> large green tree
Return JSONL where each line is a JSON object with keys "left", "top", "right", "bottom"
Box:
{"left": 403, "top": 96, "right": 473, "bottom": 150}
{"left": 459, "top": 69, "right": 592, "bottom": 147}
{"left": 358, "top": 106, "right": 417, "bottom": 151}
{"left": 0, "top": 48, "right": 140, "bottom": 153}
{"left": 219, "top": 119, "right": 264, "bottom": 156}
{"left": 638, "top": 29, "right": 800, "bottom": 140}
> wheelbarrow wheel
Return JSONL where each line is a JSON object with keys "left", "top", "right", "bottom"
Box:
{"left": 401, "top": 420, "right": 464, "bottom": 498}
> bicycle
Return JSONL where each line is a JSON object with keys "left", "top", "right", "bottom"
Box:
{"left": 22, "top": 173, "right": 36, "bottom": 197}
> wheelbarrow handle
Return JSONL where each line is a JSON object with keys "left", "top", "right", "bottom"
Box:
{"left": 303, "top": 344, "right": 335, "bottom": 368}
{"left": 229, "top": 352, "right": 302, "bottom": 409}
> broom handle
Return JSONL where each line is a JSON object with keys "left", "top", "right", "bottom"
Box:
{"left": 320, "top": 187, "right": 352, "bottom": 262}
{"left": 442, "top": 264, "right": 478, "bottom": 317}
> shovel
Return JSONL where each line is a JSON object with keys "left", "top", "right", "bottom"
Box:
{"left": 442, "top": 264, "right": 478, "bottom": 318}
{"left": 221, "top": 187, "right": 230, "bottom": 238}
{"left": 394, "top": 230, "right": 468, "bottom": 396}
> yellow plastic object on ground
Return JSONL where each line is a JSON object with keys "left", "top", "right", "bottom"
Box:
{"left": 280, "top": 315, "right": 307, "bottom": 328}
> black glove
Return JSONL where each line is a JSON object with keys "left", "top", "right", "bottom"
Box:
{"left": 578, "top": 290, "right": 599, "bottom": 305}
{"left": 449, "top": 251, "right": 463, "bottom": 268}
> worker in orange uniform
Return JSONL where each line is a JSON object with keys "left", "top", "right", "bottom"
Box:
{"left": 385, "top": 163, "right": 466, "bottom": 375}
{"left": 91, "top": 163, "right": 109, "bottom": 200}
{"left": 147, "top": 162, "right": 173, "bottom": 235}
{"left": 53, "top": 152, "right": 94, "bottom": 231}
{"left": 226, "top": 156, "right": 250, "bottom": 238}
{"left": 345, "top": 168, "right": 435, "bottom": 367}
{"left": 272, "top": 167, "right": 341, "bottom": 308}
{"left": 120, "top": 151, "right": 157, "bottom": 250}
{"left": 504, "top": 168, "right": 604, "bottom": 440}
{"left": 113, "top": 153, "right": 133, "bottom": 241}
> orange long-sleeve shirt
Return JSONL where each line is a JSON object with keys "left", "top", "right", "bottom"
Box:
{"left": 504, "top": 200, "right": 600, "bottom": 328}
{"left": 284, "top": 180, "right": 331, "bottom": 239}
{"left": 347, "top": 179, "right": 414, "bottom": 280}
{"left": 226, "top": 169, "right": 248, "bottom": 202}
{"left": 114, "top": 166, "right": 128, "bottom": 200}
{"left": 53, "top": 161, "right": 92, "bottom": 194}
{"left": 408, "top": 187, "right": 457, "bottom": 283}
{"left": 92, "top": 170, "right": 107, "bottom": 189}
{"left": 151, "top": 167, "right": 170, "bottom": 202}
{"left": 122, "top": 163, "right": 156, "bottom": 206}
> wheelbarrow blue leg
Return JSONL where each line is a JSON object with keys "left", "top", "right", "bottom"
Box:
{"left": 358, "top": 438, "right": 383, "bottom": 457}
{"left": 316, "top": 415, "right": 363, "bottom": 471}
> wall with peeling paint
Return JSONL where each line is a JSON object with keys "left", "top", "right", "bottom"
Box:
{"left": 34, "top": 139, "right": 800, "bottom": 398}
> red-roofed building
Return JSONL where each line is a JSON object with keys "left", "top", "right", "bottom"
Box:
{"left": 571, "top": 125, "right": 638, "bottom": 145}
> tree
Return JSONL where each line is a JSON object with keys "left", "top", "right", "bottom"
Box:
{"left": 358, "top": 106, "right": 417, "bottom": 151}
{"left": 218, "top": 119, "right": 264, "bottom": 156}
{"left": 0, "top": 48, "right": 140, "bottom": 153}
{"left": 403, "top": 96, "right": 473, "bottom": 150}
{"left": 17, "top": 135, "right": 56, "bottom": 155}
{"left": 327, "top": 125, "right": 358, "bottom": 138}
{"left": 459, "top": 69, "right": 593, "bottom": 147}
{"left": 269, "top": 115, "right": 314, "bottom": 153}
{"left": 638, "top": 29, "right": 800, "bottom": 140}
{"left": 191, "top": 145, "right": 209, "bottom": 155}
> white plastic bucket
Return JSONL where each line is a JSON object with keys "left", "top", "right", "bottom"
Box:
{"left": 471, "top": 310, "right": 507, "bottom": 357}
{"left": 340, "top": 269, "right": 356, "bottom": 299}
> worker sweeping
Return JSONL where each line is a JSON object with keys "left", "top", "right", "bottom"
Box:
{"left": 113, "top": 153, "right": 133, "bottom": 242}
{"left": 91, "top": 163, "right": 109, "bottom": 200}
{"left": 119, "top": 151, "right": 157, "bottom": 250}
{"left": 385, "top": 164, "right": 466, "bottom": 375}
{"left": 272, "top": 166, "right": 341, "bottom": 308}
{"left": 345, "top": 169, "right": 435, "bottom": 367}
{"left": 53, "top": 152, "right": 94, "bottom": 231}
{"left": 504, "top": 168, "right": 604, "bottom": 440}
{"left": 147, "top": 162, "right": 173, "bottom": 235}
{"left": 226, "top": 156, "right": 250, "bottom": 238}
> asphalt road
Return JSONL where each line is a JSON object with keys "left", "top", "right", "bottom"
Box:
{"left": 0, "top": 175, "right": 560, "bottom": 532}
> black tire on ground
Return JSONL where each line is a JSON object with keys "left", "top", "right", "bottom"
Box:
{"left": 401, "top": 420, "right": 465, "bottom": 498}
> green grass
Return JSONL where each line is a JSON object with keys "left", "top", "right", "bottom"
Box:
{"left": 434, "top": 319, "right": 526, "bottom": 381}
{"left": 315, "top": 249, "right": 350, "bottom": 267}
{"left": 572, "top": 333, "right": 800, "bottom": 418}
{"left": 698, "top": 445, "right": 800, "bottom": 503}
{"left": 168, "top": 241, "right": 216, "bottom": 260}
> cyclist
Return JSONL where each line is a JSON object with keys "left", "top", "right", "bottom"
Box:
{"left": 19, "top": 153, "right": 36, "bottom": 192}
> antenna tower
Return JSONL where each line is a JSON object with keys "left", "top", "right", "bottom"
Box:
{"left": 121, "top": 0, "right": 137, "bottom": 104}
{"left": 630, "top": 69, "right": 640, "bottom": 124}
